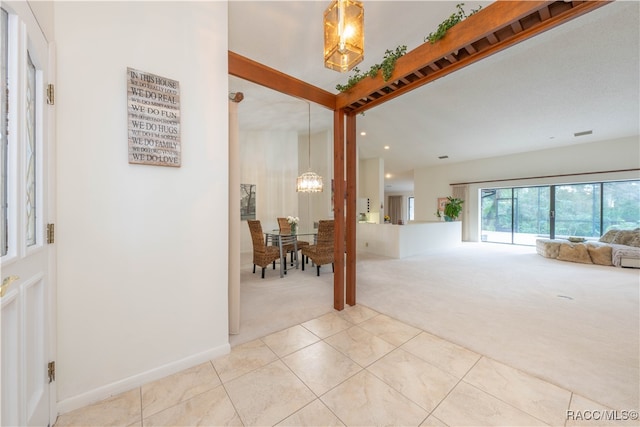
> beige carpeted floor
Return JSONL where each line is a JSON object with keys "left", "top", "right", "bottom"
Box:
{"left": 235, "top": 243, "right": 639, "bottom": 412}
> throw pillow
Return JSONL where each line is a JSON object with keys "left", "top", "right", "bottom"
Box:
{"left": 612, "top": 228, "right": 640, "bottom": 246}
{"left": 586, "top": 243, "right": 613, "bottom": 266}
{"left": 599, "top": 229, "right": 619, "bottom": 243}
{"left": 628, "top": 233, "right": 640, "bottom": 248}
{"left": 557, "top": 243, "right": 593, "bottom": 264}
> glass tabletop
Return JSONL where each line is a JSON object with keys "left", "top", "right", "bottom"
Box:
{"left": 265, "top": 230, "right": 317, "bottom": 236}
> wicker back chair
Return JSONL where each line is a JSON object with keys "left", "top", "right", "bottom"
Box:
{"left": 247, "top": 220, "right": 280, "bottom": 278}
{"left": 277, "top": 217, "right": 310, "bottom": 265}
{"left": 301, "top": 220, "right": 335, "bottom": 276}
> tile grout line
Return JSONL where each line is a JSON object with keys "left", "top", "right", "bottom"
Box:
{"left": 423, "top": 354, "right": 484, "bottom": 423}
{"left": 564, "top": 392, "right": 574, "bottom": 427}
{"left": 139, "top": 362, "right": 227, "bottom": 424}
{"left": 57, "top": 301, "right": 631, "bottom": 427}
{"left": 210, "top": 356, "right": 251, "bottom": 426}
{"left": 460, "top": 380, "right": 553, "bottom": 426}
{"left": 138, "top": 386, "right": 143, "bottom": 427}
{"left": 461, "top": 353, "right": 583, "bottom": 426}
{"left": 269, "top": 333, "right": 351, "bottom": 427}
{"left": 361, "top": 311, "right": 603, "bottom": 424}
{"left": 456, "top": 355, "right": 556, "bottom": 426}
{"left": 295, "top": 315, "right": 431, "bottom": 425}
{"left": 267, "top": 307, "right": 405, "bottom": 426}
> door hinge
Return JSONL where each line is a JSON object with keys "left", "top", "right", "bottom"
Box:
{"left": 46, "top": 223, "right": 55, "bottom": 244}
{"left": 46, "top": 84, "right": 54, "bottom": 105}
{"left": 48, "top": 361, "right": 55, "bottom": 383}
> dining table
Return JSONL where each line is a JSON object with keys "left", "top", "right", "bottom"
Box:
{"left": 263, "top": 230, "right": 317, "bottom": 278}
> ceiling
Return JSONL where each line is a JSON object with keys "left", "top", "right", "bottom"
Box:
{"left": 228, "top": 1, "right": 640, "bottom": 192}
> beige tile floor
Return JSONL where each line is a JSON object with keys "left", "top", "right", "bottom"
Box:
{"left": 54, "top": 305, "right": 637, "bottom": 427}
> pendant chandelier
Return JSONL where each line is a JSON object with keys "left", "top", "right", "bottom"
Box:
{"left": 296, "top": 102, "right": 323, "bottom": 192}
{"left": 323, "top": 0, "right": 365, "bottom": 72}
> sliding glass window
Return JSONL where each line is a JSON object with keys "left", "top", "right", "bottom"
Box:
{"left": 554, "top": 183, "right": 601, "bottom": 239}
{"left": 481, "top": 180, "right": 639, "bottom": 245}
{"left": 603, "top": 181, "right": 640, "bottom": 231}
{"left": 481, "top": 186, "right": 550, "bottom": 245}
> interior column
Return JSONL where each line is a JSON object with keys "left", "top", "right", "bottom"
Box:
{"left": 333, "top": 109, "right": 345, "bottom": 310}
{"left": 346, "top": 113, "right": 356, "bottom": 306}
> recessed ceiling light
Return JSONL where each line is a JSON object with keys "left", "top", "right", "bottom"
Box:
{"left": 385, "top": 173, "right": 392, "bottom": 178}
{"left": 574, "top": 130, "right": 593, "bottom": 137}
{"left": 438, "top": 155, "right": 449, "bottom": 159}
{"left": 384, "top": 145, "right": 390, "bottom": 150}
{"left": 360, "top": 131, "right": 366, "bottom": 136}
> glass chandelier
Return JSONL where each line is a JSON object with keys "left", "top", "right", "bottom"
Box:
{"left": 296, "top": 102, "right": 323, "bottom": 192}
{"left": 323, "top": 0, "right": 364, "bottom": 72}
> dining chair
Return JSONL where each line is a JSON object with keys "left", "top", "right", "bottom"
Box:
{"left": 301, "top": 219, "right": 335, "bottom": 276}
{"left": 277, "top": 217, "right": 310, "bottom": 265}
{"left": 247, "top": 220, "right": 281, "bottom": 278}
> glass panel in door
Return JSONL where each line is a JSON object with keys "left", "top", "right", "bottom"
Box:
{"left": 26, "top": 51, "right": 36, "bottom": 246}
{"left": 602, "top": 180, "right": 640, "bottom": 232}
{"left": 513, "top": 186, "right": 550, "bottom": 245}
{"left": 481, "top": 188, "right": 512, "bottom": 243}
{"left": 554, "top": 183, "right": 601, "bottom": 239}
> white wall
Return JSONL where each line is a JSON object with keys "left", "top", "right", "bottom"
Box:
{"left": 299, "top": 129, "right": 333, "bottom": 230}
{"left": 239, "top": 130, "right": 298, "bottom": 252}
{"left": 414, "top": 136, "right": 640, "bottom": 241}
{"left": 54, "top": 1, "right": 229, "bottom": 412}
{"left": 359, "top": 158, "right": 384, "bottom": 223}
{"left": 238, "top": 129, "right": 333, "bottom": 252}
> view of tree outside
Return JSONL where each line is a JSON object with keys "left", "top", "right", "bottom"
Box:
{"left": 514, "top": 187, "right": 550, "bottom": 244}
{"left": 603, "top": 181, "right": 640, "bottom": 232}
{"left": 481, "top": 180, "right": 639, "bottom": 245}
{"left": 240, "top": 183, "right": 256, "bottom": 220}
{"left": 555, "top": 183, "right": 601, "bottom": 237}
{"left": 481, "top": 187, "right": 550, "bottom": 244}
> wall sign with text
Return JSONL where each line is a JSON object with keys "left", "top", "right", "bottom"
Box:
{"left": 127, "top": 67, "right": 181, "bottom": 167}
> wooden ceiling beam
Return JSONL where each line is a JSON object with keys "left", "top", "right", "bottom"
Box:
{"left": 464, "top": 44, "right": 477, "bottom": 55}
{"left": 486, "top": 32, "right": 499, "bottom": 44}
{"left": 511, "top": 20, "right": 524, "bottom": 33}
{"left": 229, "top": 1, "right": 611, "bottom": 115}
{"left": 336, "top": 0, "right": 611, "bottom": 114}
{"left": 228, "top": 51, "right": 336, "bottom": 110}
{"left": 539, "top": 6, "right": 552, "bottom": 21}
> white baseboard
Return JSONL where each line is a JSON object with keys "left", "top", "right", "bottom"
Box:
{"left": 56, "top": 343, "right": 230, "bottom": 415}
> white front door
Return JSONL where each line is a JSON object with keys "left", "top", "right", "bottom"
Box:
{"left": 1, "top": 2, "right": 54, "bottom": 426}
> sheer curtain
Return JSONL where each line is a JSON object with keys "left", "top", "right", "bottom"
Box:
{"left": 388, "top": 196, "right": 403, "bottom": 224}
{"left": 452, "top": 185, "right": 469, "bottom": 240}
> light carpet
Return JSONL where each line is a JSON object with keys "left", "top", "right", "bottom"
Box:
{"left": 235, "top": 243, "right": 639, "bottom": 412}
{"left": 233, "top": 253, "right": 335, "bottom": 346}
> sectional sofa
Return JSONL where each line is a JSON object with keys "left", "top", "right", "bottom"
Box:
{"left": 536, "top": 228, "right": 640, "bottom": 268}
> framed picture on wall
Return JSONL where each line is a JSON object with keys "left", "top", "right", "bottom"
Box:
{"left": 241, "top": 184, "right": 256, "bottom": 220}
{"left": 437, "top": 197, "right": 447, "bottom": 215}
